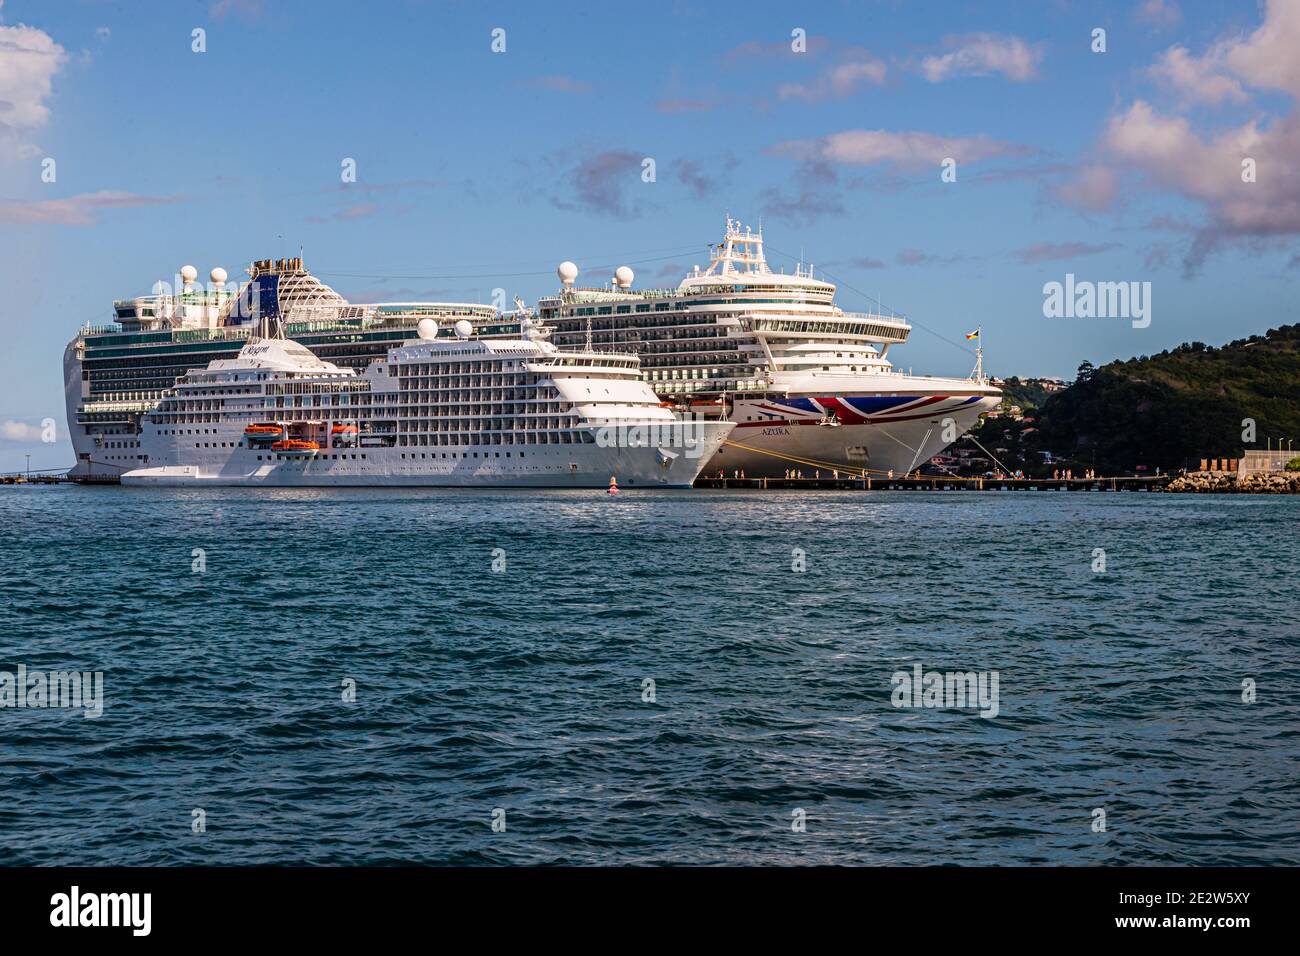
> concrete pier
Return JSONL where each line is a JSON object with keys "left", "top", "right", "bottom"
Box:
{"left": 694, "top": 476, "right": 1174, "bottom": 492}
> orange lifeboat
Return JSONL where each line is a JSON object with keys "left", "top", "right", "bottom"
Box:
{"left": 244, "top": 423, "right": 284, "bottom": 440}
{"left": 270, "top": 440, "right": 320, "bottom": 458}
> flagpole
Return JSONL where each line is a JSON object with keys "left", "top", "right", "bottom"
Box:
{"left": 967, "top": 327, "right": 985, "bottom": 383}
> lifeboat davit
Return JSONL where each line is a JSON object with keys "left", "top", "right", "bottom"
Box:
{"left": 271, "top": 440, "right": 320, "bottom": 458}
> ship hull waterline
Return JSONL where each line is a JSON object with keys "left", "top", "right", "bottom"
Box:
{"left": 120, "top": 432, "right": 730, "bottom": 489}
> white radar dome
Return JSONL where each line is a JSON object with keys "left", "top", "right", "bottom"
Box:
{"left": 416, "top": 318, "right": 438, "bottom": 341}
{"left": 614, "top": 265, "right": 634, "bottom": 289}
{"left": 210, "top": 267, "right": 228, "bottom": 286}
{"left": 454, "top": 319, "right": 473, "bottom": 339}
{"left": 180, "top": 264, "right": 198, "bottom": 285}
{"left": 557, "top": 261, "right": 578, "bottom": 286}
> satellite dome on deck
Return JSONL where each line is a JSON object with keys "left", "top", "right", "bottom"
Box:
{"left": 614, "top": 266, "right": 634, "bottom": 289}
{"left": 557, "top": 261, "right": 578, "bottom": 286}
{"left": 180, "top": 264, "right": 198, "bottom": 286}
{"left": 210, "top": 267, "right": 228, "bottom": 286}
{"left": 416, "top": 318, "right": 438, "bottom": 341}
{"left": 454, "top": 319, "right": 473, "bottom": 339}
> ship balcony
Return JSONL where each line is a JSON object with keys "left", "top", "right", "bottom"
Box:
{"left": 78, "top": 400, "right": 156, "bottom": 415}
{"left": 746, "top": 313, "right": 911, "bottom": 344}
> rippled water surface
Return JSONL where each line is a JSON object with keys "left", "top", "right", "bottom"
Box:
{"left": 1, "top": 485, "right": 1297, "bottom": 865}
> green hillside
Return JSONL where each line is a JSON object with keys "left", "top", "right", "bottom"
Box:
{"left": 992, "top": 376, "right": 1055, "bottom": 412}
{"left": 975, "top": 324, "right": 1300, "bottom": 474}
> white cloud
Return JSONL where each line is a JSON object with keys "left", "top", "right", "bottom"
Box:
{"left": 1135, "top": 0, "right": 1182, "bottom": 28}
{"left": 1104, "top": 100, "right": 1286, "bottom": 206}
{"left": 1146, "top": 0, "right": 1300, "bottom": 105}
{"left": 778, "top": 56, "right": 887, "bottom": 102}
{"left": 1054, "top": 165, "right": 1120, "bottom": 212}
{"left": 1067, "top": 1, "right": 1300, "bottom": 273}
{"left": 210, "top": 0, "right": 264, "bottom": 19}
{"left": 1015, "top": 241, "right": 1121, "bottom": 264}
{"left": 920, "top": 33, "right": 1043, "bottom": 83}
{"left": 0, "top": 19, "right": 67, "bottom": 158}
{"left": 1102, "top": 100, "right": 1300, "bottom": 269}
{"left": 0, "top": 190, "right": 185, "bottom": 225}
{"left": 774, "top": 129, "right": 1029, "bottom": 168}
{"left": 0, "top": 420, "right": 43, "bottom": 442}
{"left": 1221, "top": 0, "right": 1300, "bottom": 97}
{"left": 1149, "top": 46, "right": 1247, "bottom": 105}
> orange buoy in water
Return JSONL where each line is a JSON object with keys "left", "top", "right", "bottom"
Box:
{"left": 607, "top": 476, "right": 619, "bottom": 494}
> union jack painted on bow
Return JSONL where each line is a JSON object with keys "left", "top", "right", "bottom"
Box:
{"left": 739, "top": 394, "right": 982, "bottom": 427}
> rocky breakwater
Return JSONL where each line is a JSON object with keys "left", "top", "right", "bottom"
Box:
{"left": 1166, "top": 471, "right": 1300, "bottom": 493}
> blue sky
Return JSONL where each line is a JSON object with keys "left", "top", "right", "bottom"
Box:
{"left": 2, "top": 0, "right": 1298, "bottom": 470}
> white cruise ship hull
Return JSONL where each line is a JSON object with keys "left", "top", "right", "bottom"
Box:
{"left": 121, "top": 425, "right": 732, "bottom": 489}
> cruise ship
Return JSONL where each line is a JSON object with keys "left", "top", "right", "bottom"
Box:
{"left": 536, "top": 219, "right": 1001, "bottom": 478}
{"left": 120, "top": 319, "right": 730, "bottom": 488}
{"left": 64, "top": 220, "right": 998, "bottom": 481}
{"left": 63, "top": 257, "right": 510, "bottom": 481}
